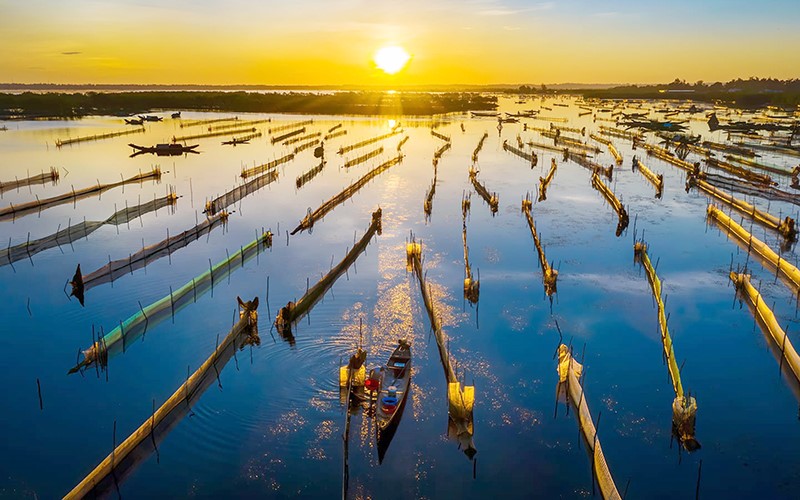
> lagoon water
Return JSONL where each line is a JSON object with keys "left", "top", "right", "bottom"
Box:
{"left": 1, "top": 96, "right": 800, "bottom": 498}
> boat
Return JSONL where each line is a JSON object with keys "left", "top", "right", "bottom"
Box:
{"left": 138, "top": 115, "right": 163, "bottom": 122}
{"left": 221, "top": 137, "right": 250, "bottom": 146}
{"left": 470, "top": 111, "right": 499, "bottom": 118}
{"left": 372, "top": 339, "right": 412, "bottom": 462}
{"left": 171, "top": 112, "right": 181, "bottom": 119}
{"left": 124, "top": 118, "right": 144, "bottom": 125}
{"left": 128, "top": 143, "right": 199, "bottom": 157}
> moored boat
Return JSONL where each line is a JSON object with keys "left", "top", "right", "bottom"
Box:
{"left": 124, "top": 118, "right": 144, "bottom": 125}
{"left": 171, "top": 112, "right": 181, "bottom": 119}
{"left": 372, "top": 339, "right": 412, "bottom": 461}
{"left": 128, "top": 143, "right": 200, "bottom": 156}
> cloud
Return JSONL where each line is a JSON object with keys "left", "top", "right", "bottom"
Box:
{"left": 477, "top": 2, "right": 553, "bottom": 16}
{"left": 61, "top": 51, "right": 82, "bottom": 55}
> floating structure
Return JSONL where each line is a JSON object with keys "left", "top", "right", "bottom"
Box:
{"left": 632, "top": 156, "right": 663, "bottom": 198}
{"left": 696, "top": 170, "right": 800, "bottom": 207}
{"left": 644, "top": 144, "right": 696, "bottom": 172}
{"left": 328, "top": 123, "right": 342, "bottom": 133}
{"left": 707, "top": 205, "right": 800, "bottom": 295}
{"left": 221, "top": 131, "right": 262, "bottom": 145}
{"left": 291, "top": 155, "right": 401, "bottom": 234}
{"left": 70, "top": 210, "right": 230, "bottom": 305}
{"left": 271, "top": 127, "right": 306, "bottom": 144}
{"left": 0, "top": 168, "right": 162, "bottom": 222}
{"left": 704, "top": 157, "right": 775, "bottom": 186}
{"left": 538, "top": 158, "right": 557, "bottom": 202}
{"left": 725, "top": 155, "right": 793, "bottom": 177}
{"left": 283, "top": 131, "right": 322, "bottom": 146}
{"left": 554, "top": 136, "right": 602, "bottom": 155}
{"left": 469, "top": 166, "right": 499, "bottom": 214}
{"left": 687, "top": 177, "right": 796, "bottom": 242}
{"left": 556, "top": 344, "right": 621, "bottom": 500}
{"left": 343, "top": 147, "right": 383, "bottom": 169}
{"left": 56, "top": 127, "right": 145, "bottom": 148}
{"left": 396, "top": 136, "right": 409, "bottom": 152}
{"left": 424, "top": 167, "right": 437, "bottom": 219}
{"left": 296, "top": 161, "right": 326, "bottom": 189}
{"left": 2, "top": 191, "right": 177, "bottom": 270}
{"left": 591, "top": 173, "right": 629, "bottom": 236}
{"left": 590, "top": 134, "right": 622, "bottom": 164}
{"left": 568, "top": 153, "right": 613, "bottom": 181}
{"left": 68, "top": 230, "right": 272, "bottom": 373}
{"left": 0, "top": 167, "right": 59, "bottom": 194}
{"left": 268, "top": 120, "right": 313, "bottom": 134}
{"left": 407, "top": 241, "right": 476, "bottom": 458}
{"left": 431, "top": 130, "right": 451, "bottom": 142}
{"left": 461, "top": 202, "right": 479, "bottom": 304}
{"left": 529, "top": 115, "right": 569, "bottom": 123}
{"left": 277, "top": 209, "right": 381, "bottom": 335}
{"left": 324, "top": 129, "right": 347, "bottom": 141}
{"left": 64, "top": 298, "right": 259, "bottom": 499}
{"left": 179, "top": 117, "right": 238, "bottom": 129}
{"left": 240, "top": 153, "right": 294, "bottom": 178}
{"left": 503, "top": 140, "right": 538, "bottom": 167}
{"left": 472, "top": 132, "right": 488, "bottom": 162}
{"left": 172, "top": 128, "right": 256, "bottom": 143}
{"left": 337, "top": 130, "right": 401, "bottom": 155}
{"left": 209, "top": 119, "right": 270, "bottom": 132}
{"left": 703, "top": 140, "right": 757, "bottom": 158}
{"left": 634, "top": 242, "right": 700, "bottom": 450}
{"left": 551, "top": 124, "right": 585, "bottom": 136}
{"left": 522, "top": 196, "right": 557, "bottom": 296}
{"left": 204, "top": 170, "right": 279, "bottom": 216}
{"left": 729, "top": 272, "right": 800, "bottom": 385}
{"left": 433, "top": 142, "right": 451, "bottom": 161}
{"left": 294, "top": 139, "right": 321, "bottom": 154}
{"left": 598, "top": 125, "right": 643, "bottom": 141}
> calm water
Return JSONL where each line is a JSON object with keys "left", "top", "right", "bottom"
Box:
{"left": 1, "top": 97, "right": 800, "bottom": 499}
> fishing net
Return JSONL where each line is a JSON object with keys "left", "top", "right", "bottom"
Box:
{"left": 204, "top": 170, "right": 279, "bottom": 215}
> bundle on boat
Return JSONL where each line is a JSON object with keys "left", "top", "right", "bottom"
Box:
{"left": 296, "top": 160, "right": 326, "bottom": 189}
{"left": 634, "top": 242, "right": 700, "bottom": 451}
{"left": 240, "top": 153, "right": 295, "bottom": 178}
{"left": 180, "top": 117, "right": 238, "bottom": 129}
{"left": 407, "top": 240, "right": 476, "bottom": 459}
{"left": 556, "top": 344, "right": 621, "bottom": 500}
{"left": 472, "top": 132, "right": 489, "bottom": 162}
{"left": 291, "top": 155, "right": 402, "bottom": 234}
{"left": 0, "top": 167, "right": 59, "bottom": 194}
{"left": 271, "top": 127, "right": 306, "bottom": 144}
{"left": 538, "top": 158, "right": 558, "bottom": 202}
{"left": 503, "top": 140, "right": 537, "bottom": 167}
{"left": 64, "top": 297, "right": 260, "bottom": 499}
{"left": 729, "top": 272, "right": 800, "bottom": 386}
{"left": 276, "top": 209, "right": 381, "bottom": 337}
{"left": 172, "top": 127, "right": 256, "bottom": 143}
{"left": 591, "top": 173, "right": 629, "bottom": 237}
{"left": 2, "top": 190, "right": 177, "bottom": 269}
{"left": 632, "top": 156, "right": 663, "bottom": 198}
{"left": 468, "top": 166, "right": 499, "bottom": 214}
{"left": 522, "top": 196, "right": 558, "bottom": 296}
{"left": 268, "top": 120, "right": 313, "bottom": 134}
{"left": 568, "top": 152, "right": 613, "bottom": 181}
{"left": 0, "top": 168, "right": 162, "bottom": 222}
{"left": 337, "top": 130, "right": 401, "bottom": 155}
{"left": 707, "top": 205, "right": 800, "bottom": 295}
{"left": 704, "top": 157, "right": 775, "bottom": 186}
{"left": 56, "top": 127, "right": 145, "bottom": 147}
{"left": 69, "top": 210, "right": 230, "bottom": 305}
{"left": 687, "top": 177, "right": 796, "bottom": 243}
{"left": 204, "top": 169, "right": 279, "bottom": 216}
{"left": 68, "top": 230, "right": 273, "bottom": 373}
{"left": 344, "top": 147, "right": 383, "bottom": 168}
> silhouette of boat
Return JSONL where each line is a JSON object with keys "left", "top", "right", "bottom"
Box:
{"left": 138, "top": 115, "right": 163, "bottom": 122}
{"left": 171, "top": 112, "right": 181, "bottom": 119}
{"left": 129, "top": 143, "right": 199, "bottom": 157}
{"left": 124, "top": 118, "right": 144, "bottom": 125}
{"left": 374, "top": 340, "right": 412, "bottom": 463}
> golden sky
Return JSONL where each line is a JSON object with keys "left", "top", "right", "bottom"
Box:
{"left": 2, "top": 0, "right": 799, "bottom": 85}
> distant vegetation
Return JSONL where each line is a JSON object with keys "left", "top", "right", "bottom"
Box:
{"left": 560, "top": 78, "right": 800, "bottom": 108}
{"left": 0, "top": 91, "right": 497, "bottom": 119}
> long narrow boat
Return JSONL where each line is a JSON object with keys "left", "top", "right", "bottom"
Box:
{"left": 129, "top": 143, "right": 199, "bottom": 156}
{"left": 374, "top": 340, "right": 412, "bottom": 462}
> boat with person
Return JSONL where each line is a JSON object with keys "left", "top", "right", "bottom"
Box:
{"left": 128, "top": 143, "right": 199, "bottom": 156}
{"left": 371, "top": 339, "right": 412, "bottom": 462}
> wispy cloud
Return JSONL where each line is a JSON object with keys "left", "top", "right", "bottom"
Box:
{"left": 61, "top": 51, "right": 81, "bottom": 56}
{"left": 477, "top": 2, "right": 553, "bottom": 16}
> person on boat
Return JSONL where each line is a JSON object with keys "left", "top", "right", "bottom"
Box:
{"left": 348, "top": 348, "right": 366, "bottom": 370}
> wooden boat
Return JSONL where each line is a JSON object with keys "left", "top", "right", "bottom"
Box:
{"left": 470, "top": 111, "right": 499, "bottom": 118}
{"left": 171, "top": 112, "right": 181, "bottom": 119}
{"left": 373, "top": 340, "right": 412, "bottom": 462}
{"left": 221, "top": 137, "right": 250, "bottom": 146}
{"left": 138, "top": 115, "right": 163, "bottom": 122}
{"left": 128, "top": 143, "right": 199, "bottom": 156}
{"left": 124, "top": 118, "right": 144, "bottom": 125}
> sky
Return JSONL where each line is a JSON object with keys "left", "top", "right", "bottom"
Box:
{"left": 1, "top": 0, "right": 798, "bottom": 86}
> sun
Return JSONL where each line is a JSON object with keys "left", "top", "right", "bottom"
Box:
{"left": 373, "top": 46, "right": 411, "bottom": 75}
